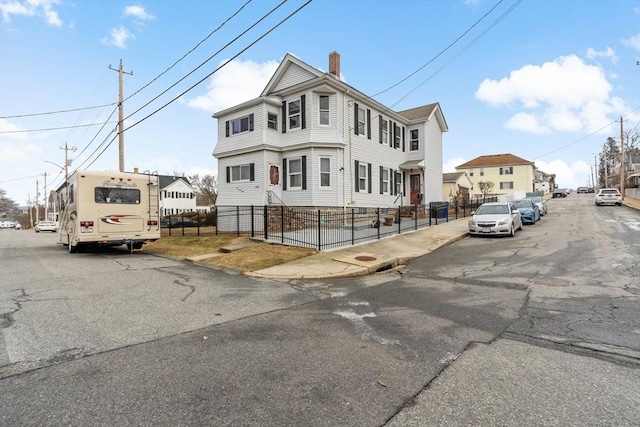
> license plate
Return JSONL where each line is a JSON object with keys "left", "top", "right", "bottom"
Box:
{"left": 481, "top": 228, "right": 491, "bottom": 233}
{"left": 81, "top": 227, "right": 93, "bottom": 233}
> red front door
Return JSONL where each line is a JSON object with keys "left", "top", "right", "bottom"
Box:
{"left": 410, "top": 174, "right": 421, "bottom": 204}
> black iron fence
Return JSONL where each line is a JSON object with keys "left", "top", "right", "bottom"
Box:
{"left": 214, "top": 196, "right": 497, "bottom": 251}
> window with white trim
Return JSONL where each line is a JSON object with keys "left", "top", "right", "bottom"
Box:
{"left": 357, "top": 106, "right": 366, "bottom": 135}
{"left": 231, "top": 165, "right": 251, "bottom": 182}
{"left": 381, "top": 168, "right": 390, "bottom": 194}
{"left": 231, "top": 115, "right": 251, "bottom": 135}
{"left": 289, "top": 99, "right": 301, "bottom": 129}
{"left": 410, "top": 129, "right": 419, "bottom": 151}
{"left": 319, "top": 96, "right": 329, "bottom": 125}
{"left": 381, "top": 120, "right": 388, "bottom": 145}
{"left": 395, "top": 171, "right": 402, "bottom": 195}
{"left": 394, "top": 124, "right": 401, "bottom": 148}
{"left": 267, "top": 113, "right": 278, "bottom": 130}
{"left": 500, "top": 182, "right": 514, "bottom": 190}
{"left": 500, "top": 167, "right": 513, "bottom": 175}
{"left": 480, "top": 168, "right": 484, "bottom": 176}
{"left": 288, "top": 158, "right": 302, "bottom": 189}
{"left": 320, "top": 157, "right": 330, "bottom": 187}
{"left": 358, "top": 162, "right": 368, "bottom": 192}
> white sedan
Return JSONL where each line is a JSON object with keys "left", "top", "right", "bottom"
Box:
{"left": 468, "top": 202, "right": 523, "bottom": 237}
{"left": 35, "top": 221, "right": 58, "bottom": 232}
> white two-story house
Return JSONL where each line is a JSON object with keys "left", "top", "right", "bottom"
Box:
{"left": 213, "top": 52, "right": 448, "bottom": 210}
{"left": 159, "top": 175, "right": 211, "bottom": 217}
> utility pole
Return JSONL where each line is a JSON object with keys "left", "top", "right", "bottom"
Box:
{"left": 35, "top": 179, "right": 40, "bottom": 222}
{"left": 44, "top": 172, "right": 48, "bottom": 221}
{"left": 593, "top": 154, "right": 598, "bottom": 188}
{"left": 60, "top": 141, "right": 76, "bottom": 181}
{"left": 109, "top": 59, "right": 133, "bottom": 172}
{"left": 619, "top": 115, "right": 626, "bottom": 200}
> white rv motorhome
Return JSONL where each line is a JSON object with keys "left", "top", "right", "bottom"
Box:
{"left": 57, "top": 169, "right": 160, "bottom": 253}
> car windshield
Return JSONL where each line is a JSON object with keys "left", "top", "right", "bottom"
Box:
{"left": 512, "top": 200, "right": 532, "bottom": 208}
{"left": 476, "top": 205, "right": 509, "bottom": 215}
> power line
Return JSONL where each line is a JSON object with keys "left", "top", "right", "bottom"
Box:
{"left": 0, "top": 121, "right": 118, "bottom": 134}
{"left": 124, "top": 0, "right": 289, "bottom": 122}
{"left": 0, "top": 103, "right": 117, "bottom": 120}
{"left": 373, "top": 0, "right": 507, "bottom": 98}
{"left": 124, "top": 0, "right": 313, "bottom": 133}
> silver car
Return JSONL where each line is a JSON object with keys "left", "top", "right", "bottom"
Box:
{"left": 594, "top": 188, "right": 622, "bottom": 206}
{"left": 468, "top": 202, "right": 523, "bottom": 237}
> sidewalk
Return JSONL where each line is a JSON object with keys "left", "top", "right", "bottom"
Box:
{"left": 248, "top": 196, "right": 640, "bottom": 280}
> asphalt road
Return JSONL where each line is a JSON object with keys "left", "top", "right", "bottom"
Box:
{"left": 1, "top": 194, "right": 639, "bottom": 426}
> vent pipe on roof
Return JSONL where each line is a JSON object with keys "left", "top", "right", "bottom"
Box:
{"left": 329, "top": 51, "right": 340, "bottom": 78}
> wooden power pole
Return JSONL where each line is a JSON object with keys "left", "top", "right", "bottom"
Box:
{"left": 109, "top": 59, "right": 133, "bottom": 172}
{"left": 619, "top": 116, "right": 625, "bottom": 200}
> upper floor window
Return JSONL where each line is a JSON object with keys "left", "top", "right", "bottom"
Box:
{"left": 500, "top": 167, "right": 513, "bottom": 175}
{"left": 480, "top": 168, "right": 485, "bottom": 176}
{"left": 319, "top": 96, "right": 329, "bottom": 125}
{"left": 410, "top": 129, "right": 419, "bottom": 151}
{"left": 320, "top": 157, "right": 331, "bottom": 187}
{"left": 469, "top": 169, "right": 474, "bottom": 177}
{"left": 289, "top": 99, "right": 301, "bottom": 129}
{"left": 380, "top": 118, "right": 389, "bottom": 145}
{"left": 268, "top": 113, "right": 278, "bottom": 130}
{"left": 394, "top": 124, "right": 401, "bottom": 149}
{"left": 353, "top": 102, "right": 371, "bottom": 139}
{"left": 225, "top": 114, "right": 254, "bottom": 137}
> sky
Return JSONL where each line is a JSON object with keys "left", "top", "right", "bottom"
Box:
{"left": 1, "top": 0, "right": 639, "bottom": 206}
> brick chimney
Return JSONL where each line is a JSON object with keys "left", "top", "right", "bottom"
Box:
{"left": 329, "top": 51, "right": 340, "bottom": 78}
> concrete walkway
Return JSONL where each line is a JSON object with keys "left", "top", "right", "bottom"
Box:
{"left": 247, "top": 196, "right": 640, "bottom": 280}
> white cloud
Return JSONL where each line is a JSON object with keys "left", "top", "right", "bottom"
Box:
{"left": 622, "top": 33, "right": 640, "bottom": 51}
{"left": 443, "top": 157, "right": 466, "bottom": 172}
{"left": 0, "top": 140, "right": 42, "bottom": 161}
{"left": 585, "top": 47, "right": 618, "bottom": 63}
{"left": 123, "top": 5, "right": 155, "bottom": 21}
{"left": 0, "top": 0, "right": 62, "bottom": 26}
{"left": 475, "top": 55, "right": 615, "bottom": 135}
{"left": 101, "top": 26, "right": 134, "bottom": 49}
{"left": 186, "top": 58, "right": 280, "bottom": 113}
{"left": 535, "top": 158, "right": 592, "bottom": 190}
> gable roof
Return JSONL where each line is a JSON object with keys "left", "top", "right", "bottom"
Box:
{"left": 456, "top": 153, "right": 533, "bottom": 169}
{"left": 158, "top": 175, "right": 191, "bottom": 189}
{"left": 260, "top": 53, "right": 324, "bottom": 97}
{"left": 443, "top": 172, "right": 467, "bottom": 183}
{"left": 397, "top": 103, "right": 449, "bottom": 132}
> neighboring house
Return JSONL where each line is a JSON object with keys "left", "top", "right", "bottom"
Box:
{"left": 442, "top": 172, "right": 473, "bottom": 203}
{"left": 455, "top": 153, "right": 536, "bottom": 197}
{"left": 159, "top": 175, "right": 212, "bottom": 217}
{"left": 212, "top": 52, "right": 448, "bottom": 210}
{"left": 533, "top": 169, "right": 555, "bottom": 194}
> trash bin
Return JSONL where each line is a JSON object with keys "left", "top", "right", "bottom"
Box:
{"left": 430, "top": 202, "right": 449, "bottom": 219}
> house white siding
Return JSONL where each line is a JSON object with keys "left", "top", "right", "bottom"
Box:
{"left": 212, "top": 53, "right": 448, "bottom": 217}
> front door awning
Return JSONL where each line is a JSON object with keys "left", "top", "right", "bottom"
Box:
{"left": 399, "top": 160, "right": 425, "bottom": 171}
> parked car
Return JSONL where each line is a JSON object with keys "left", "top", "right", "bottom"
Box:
{"left": 14, "top": 223, "right": 22, "bottom": 230}
{"left": 587, "top": 187, "right": 595, "bottom": 193}
{"left": 552, "top": 189, "right": 567, "bottom": 198}
{"left": 577, "top": 187, "right": 588, "bottom": 193}
{"left": 34, "top": 220, "right": 57, "bottom": 232}
{"left": 511, "top": 199, "right": 540, "bottom": 224}
{"left": 594, "top": 188, "right": 622, "bottom": 206}
{"left": 468, "top": 202, "right": 523, "bottom": 237}
{"left": 165, "top": 217, "right": 200, "bottom": 228}
{"left": 524, "top": 196, "right": 547, "bottom": 215}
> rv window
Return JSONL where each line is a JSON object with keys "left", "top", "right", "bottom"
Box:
{"left": 95, "top": 187, "right": 141, "bottom": 204}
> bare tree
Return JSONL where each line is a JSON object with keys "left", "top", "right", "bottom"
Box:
{"left": 477, "top": 181, "right": 495, "bottom": 196}
{"left": 0, "top": 188, "right": 18, "bottom": 213}
{"left": 187, "top": 173, "right": 218, "bottom": 206}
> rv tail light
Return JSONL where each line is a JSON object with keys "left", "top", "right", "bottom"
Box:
{"left": 147, "top": 220, "right": 158, "bottom": 226}
{"left": 80, "top": 221, "right": 94, "bottom": 227}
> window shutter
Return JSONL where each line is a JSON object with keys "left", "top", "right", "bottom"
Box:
{"left": 353, "top": 102, "right": 359, "bottom": 135}
{"left": 249, "top": 114, "right": 254, "bottom": 132}
{"left": 391, "top": 169, "right": 396, "bottom": 195}
{"left": 354, "top": 160, "right": 360, "bottom": 192}
{"left": 281, "top": 101, "right": 287, "bottom": 133}
{"left": 225, "top": 121, "right": 230, "bottom": 137}
{"left": 402, "top": 126, "right": 405, "bottom": 152}
{"left": 249, "top": 163, "right": 255, "bottom": 181}
{"left": 379, "top": 166, "right": 384, "bottom": 194}
{"left": 367, "top": 109, "right": 371, "bottom": 140}
{"left": 301, "top": 156, "right": 307, "bottom": 190}
{"left": 226, "top": 166, "right": 230, "bottom": 183}
{"left": 301, "top": 95, "right": 306, "bottom": 130}
{"left": 368, "top": 163, "right": 372, "bottom": 194}
{"left": 379, "top": 116, "right": 383, "bottom": 144}
{"left": 282, "top": 158, "right": 287, "bottom": 190}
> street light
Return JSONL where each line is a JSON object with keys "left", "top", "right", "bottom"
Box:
{"left": 44, "top": 160, "right": 67, "bottom": 222}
